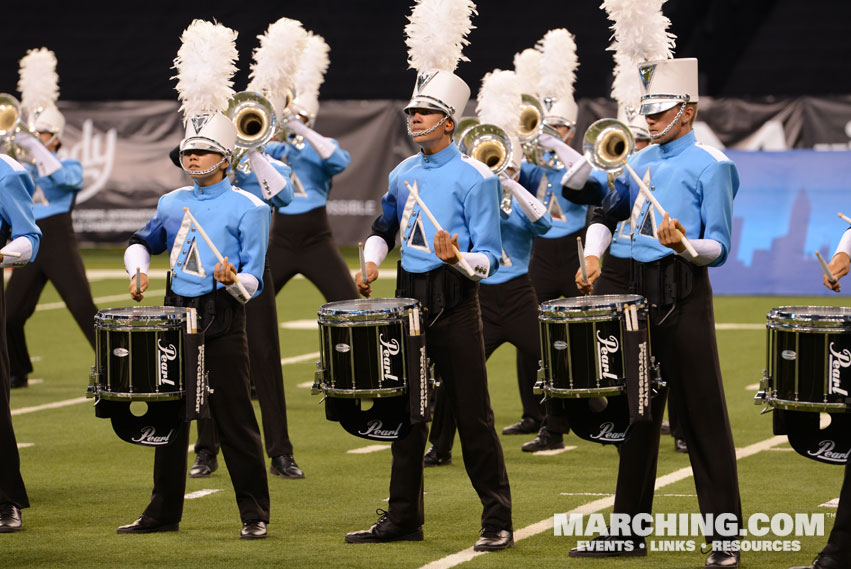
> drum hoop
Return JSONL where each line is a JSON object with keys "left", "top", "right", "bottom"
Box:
{"left": 536, "top": 384, "right": 625, "bottom": 398}
{"left": 767, "top": 306, "right": 851, "bottom": 331}
{"left": 317, "top": 297, "right": 421, "bottom": 323}
{"left": 89, "top": 390, "right": 184, "bottom": 402}
{"left": 764, "top": 396, "right": 848, "bottom": 413}
{"left": 540, "top": 294, "right": 647, "bottom": 321}
{"left": 320, "top": 386, "right": 407, "bottom": 398}
{"left": 96, "top": 306, "right": 188, "bottom": 327}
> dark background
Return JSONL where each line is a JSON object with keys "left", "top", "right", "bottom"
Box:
{"left": 3, "top": 0, "right": 850, "bottom": 102}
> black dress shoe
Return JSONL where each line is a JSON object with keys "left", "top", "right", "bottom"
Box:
{"left": 270, "top": 455, "right": 304, "bottom": 479}
{"left": 473, "top": 528, "right": 513, "bottom": 551}
{"left": 502, "top": 417, "right": 540, "bottom": 435}
{"left": 789, "top": 553, "right": 846, "bottom": 569}
{"left": 521, "top": 426, "right": 564, "bottom": 452}
{"left": 10, "top": 375, "right": 27, "bottom": 389}
{"left": 117, "top": 515, "right": 179, "bottom": 534}
{"left": 424, "top": 446, "right": 451, "bottom": 467}
{"left": 706, "top": 550, "right": 741, "bottom": 568}
{"left": 674, "top": 437, "right": 689, "bottom": 453}
{"left": 345, "top": 509, "right": 423, "bottom": 543}
{"left": 240, "top": 520, "right": 267, "bottom": 539}
{"left": 189, "top": 452, "right": 218, "bottom": 478}
{"left": 569, "top": 535, "right": 647, "bottom": 557}
{"left": 0, "top": 504, "right": 22, "bottom": 533}
{"left": 660, "top": 420, "right": 671, "bottom": 435}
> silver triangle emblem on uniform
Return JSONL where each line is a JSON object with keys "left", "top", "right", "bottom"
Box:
{"left": 190, "top": 114, "right": 210, "bottom": 135}
{"left": 291, "top": 172, "right": 308, "bottom": 198}
{"left": 548, "top": 195, "right": 566, "bottom": 223}
{"left": 181, "top": 237, "right": 207, "bottom": 278}
{"left": 406, "top": 211, "right": 431, "bottom": 253}
{"left": 31, "top": 185, "right": 49, "bottom": 206}
{"left": 639, "top": 64, "right": 657, "bottom": 90}
{"left": 500, "top": 248, "right": 512, "bottom": 267}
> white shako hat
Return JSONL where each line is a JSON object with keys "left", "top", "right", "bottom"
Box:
{"left": 18, "top": 47, "right": 64, "bottom": 136}
{"left": 291, "top": 32, "right": 331, "bottom": 123}
{"left": 638, "top": 57, "right": 698, "bottom": 115}
{"left": 402, "top": 0, "right": 476, "bottom": 124}
{"left": 173, "top": 20, "right": 239, "bottom": 156}
{"left": 537, "top": 28, "right": 579, "bottom": 127}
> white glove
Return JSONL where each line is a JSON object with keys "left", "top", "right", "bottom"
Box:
{"left": 537, "top": 133, "right": 591, "bottom": 190}
{"left": 500, "top": 175, "right": 546, "bottom": 221}
{"left": 286, "top": 120, "right": 337, "bottom": 160}
{"left": 247, "top": 150, "right": 288, "bottom": 201}
{"left": 14, "top": 132, "right": 62, "bottom": 177}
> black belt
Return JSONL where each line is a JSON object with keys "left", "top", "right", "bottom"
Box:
{"left": 395, "top": 261, "right": 477, "bottom": 321}
{"left": 164, "top": 287, "right": 240, "bottom": 340}
{"left": 632, "top": 255, "right": 697, "bottom": 309}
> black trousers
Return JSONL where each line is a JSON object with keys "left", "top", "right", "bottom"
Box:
{"left": 195, "top": 259, "right": 294, "bottom": 458}
{"left": 428, "top": 275, "right": 544, "bottom": 454}
{"left": 823, "top": 460, "right": 851, "bottom": 563}
{"left": 269, "top": 206, "right": 358, "bottom": 301}
{"left": 388, "top": 293, "right": 512, "bottom": 531}
{"left": 613, "top": 265, "right": 742, "bottom": 540}
{"left": 6, "top": 212, "right": 97, "bottom": 376}
{"left": 143, "top": 296, "right": 270, "bottom": 524}
{"left": 0, "top": 277, "right": 28, "bottom": 509}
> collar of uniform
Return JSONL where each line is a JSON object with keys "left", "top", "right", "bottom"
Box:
{"left": 659, "top": 130, "right": 696, "bottom": 157}
{"left": 192, "top": 177, "right": 231, "bottom": 199}
{"left": 419, "top": 142, "right": 459, "bottom": 168}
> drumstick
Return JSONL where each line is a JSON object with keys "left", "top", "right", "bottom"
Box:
{"left": 135, "top": 267, "right": 141, "bottom": 296}
{"left": 358, "top": 241, "right": 369, "bottom": 285}
{"left": 816, "top": 251, "right": 837, "bottom": 284}
{"left": 839, "top": 212, "right": 851, "bottom": 225}
{"left": 577, "top": 236, "right": 588, "bottom": 283}
{"left": 622, "top": 162, "right": 698, "bottom": 258}
{"left": 404, "top": 181, "right": 475, "bottom": 276}
{"left": 629, "top": 304, "right": 639, "bottom": 331}
{"left": 0, "top": 250, "right": 21, "bottom": 258}
{"left": 182, "top": 207, "right": 251, "bottom": 300}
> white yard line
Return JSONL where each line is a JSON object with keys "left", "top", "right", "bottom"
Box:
{"left": 347, "top": 444, "right": 392, "bottom": 455}
{"left": 533, "top": 446, "right": 577, "bottom": 456}
{"left": 745, "top": 383, "right": 760, "bottom": 390}
{"left": 715, "top": 323, "right": 764, "bottom": 331}
{"left": 37, "top": 290, "right": 166, "bottom": 311}
{"left": 820, "top": 498, "right": 839, "bottom": 508}
{"left": 11, "top": 397, "right": 88, "bottom": 416}
{"left": 185, "top": 489, "right": 223, "bottom": 500}
{"left": 297, "top": 381, "right": 314, "bottom": 388}
{"left": 418, "top": 435, "right": 786, "bottom": 569}
{"left": 281, "top": 319, "right": 318, "bottom": 330}
{"left": 16, "top": 443, "right": 34, "bottom": 449}
{"left": 281, "top": 352, "right": 320, "bottom": 366}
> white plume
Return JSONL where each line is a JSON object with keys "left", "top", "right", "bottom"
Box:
{"left": 405, "top": 0, "right": 477, "bottom": 72}
{"left": 293, "top": 33, "right": 331, "bottom": 103}
{"left": 247, "top": 18, "right": 308, "bottom": 98}
{"left": 537, "top": 29, "right": 579, "bottom": 101}
{"left": 513, "top": 48, "right": 542, "bottom": 96}
{"left": 476, "top": 70, "right": 521, "bottom": 139}
{"left": 18, "top": 48, "right": 59, "bottom": 111}
{"left": 172, "top": 19, "right": 238, "bottom": 121}
{"left": 602, "top": 0, "right": 676, "bottom": 107}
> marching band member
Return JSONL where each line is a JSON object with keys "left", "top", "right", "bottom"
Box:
{"left": 574, "top": 55, "right": 742, "bottom": 568}
{"left": 264, "top": 32, "right": 357, "bottom": 303}
{"left": 120, "top": 20, "right": 270, "bottom": 539}
{"left": 188, "top": 17, "right": 307, "bottom": 482}
{"left": 5, "top": 48, "right": 96, "bottom": 390}
{"left": 0, "top": 155, "right": 43, "bottom": 533}
{"left": 347, "top": 0, "right": 513, "bottom": 551}
{"left": 514, "top": 30, "right": 605, "bottom": 452}
{"left": 425, "top": 70, "right": 552, "bottom": 466}
{"left": 791, "top": 242, "right": 851, "bottom": 568}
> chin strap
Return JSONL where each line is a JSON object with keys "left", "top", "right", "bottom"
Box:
{"left": 649, "top": 101, "right": 688, "bottom": 140}
{"left": 407, "top": 114, "right": 449, "bottom": 138}
{"left": 180, "top": 154, "right": 228, "bottom": 177}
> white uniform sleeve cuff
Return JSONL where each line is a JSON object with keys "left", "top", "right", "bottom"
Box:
{"left": 451, "top": 251, "right": 490, "bottom": 281}
{"left": 677, "top": 238, "right": 722, "bottom": 266}
{"left": 0, "top": 237, "right": 34, "bottom": 267}
{"left": 561, "top": 158, "right": 593, "bottom": 190}
{"left": 364, "top": 235, "right": 389, "bottom": 267}
{"left": 226, "top": 273, "right": 259, "bottom": 304}
{"left": 584, "top": 224, "right": 613, "bottom": 259}
{"left": 247, "top": 150, "right": 288, "bottom": 200}
{"left": 836, "top": 228, "right": 851, "bottom": 259}
{"left": 124, "top": 243, "right": 151, "bottom": 277}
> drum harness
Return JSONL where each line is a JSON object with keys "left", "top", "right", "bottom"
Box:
{"left": 631, "top": 254, "right": 697, "bottom": 325}
{"left": 395, "top": 261, "right": 477, "bottom": 327}
{"left": 163, "top": 271, "right": 241, "bottom": 340}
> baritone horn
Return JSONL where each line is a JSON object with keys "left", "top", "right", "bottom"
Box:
{"left": 453, "top": 116, "right": 479, "bottom": 146}
{"left": 518, "top": 94, "right": 543, "bottom": 143}
{"left": 225, "top": 91, "right": 278, "bottom": 172}
{"left": 0, "top": 93, "right": 21, "bottom": 137}
{"left": 459, "top": 123, "right": 512, "bottom": 176}
{"left": 582, "top": 118, "right": 635, "bottom": 172}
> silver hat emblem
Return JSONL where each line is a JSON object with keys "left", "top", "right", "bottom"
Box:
{"left": 190, "top": 114, "right": 210, "bottom": 134}
{"left": 415, "top": 71, "right": 437, "bottom": 94}
{"left": 639, "top": 64, "right": 657, "bottom": 90}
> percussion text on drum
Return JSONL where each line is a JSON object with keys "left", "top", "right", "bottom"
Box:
{"left": 157, "top": 339, "right": 178, "bottom": 386}
{"left": 828, "top": 342, "right": 851, "bottom": 396}
{"left": 596, "top": 331, "right": 620, "bottom": 380}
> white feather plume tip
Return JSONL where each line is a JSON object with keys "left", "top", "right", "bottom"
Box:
{"left": 405, "top": 0, "right": 477, "bottom": 72}
{"left": 173, "top": 20, "right": 238, "bottom": 121}
{"left": 247, "top": 18, "right": 308, "bottom": 100}
{"left": 18, "top": 48, "right": 59, "bottom": 111}
{"left": 476, "top": 70, "right": 521, "bottom": 138}
{"left": 293, "top": 33, "right": 331, "bottom": 103}
{"left": 537, "top": 29, "right": 579, "bottom": 101}
{"left": 602, "top": 0, "right": 676, "bottom": 108}
{"left": 513, "top": 48, "right": 542, "bottom": 96}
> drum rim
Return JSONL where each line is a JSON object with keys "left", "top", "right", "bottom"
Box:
{"left": 96, "top": 306, "right": 188, "bottom": 322}
{"left": 767, "top": 305, "right": 851, "bottom": 330}
{"left": 541, "top": 294, "right": 646, "bottom": 312}
{"left": 318, "top": 297, "right": 421, "bottom": 323}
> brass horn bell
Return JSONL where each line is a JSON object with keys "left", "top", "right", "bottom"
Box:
{"left": 583, "top": 118, "right": 636, "bottom": 172}
{"left": 459, "top": 123, "right": 512, "bottom": 176}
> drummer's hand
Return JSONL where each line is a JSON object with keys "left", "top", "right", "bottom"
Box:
{"left": 129, "top": 273, "right": 149, "bottom": 302}
{"left": 434, "top": 230, "right": 461, "bottom": 264}
{"left": 356, "top": 262, "right": 379, "bottom": 298}
{"left": 214, "top": 257, "right": 238, "bottom": 285}
{"left": 825, "top": 253, "right": 850, "bottom": 293}
{"left": 575, "top": 256, "right": 600, "bottom": 295}
{"left": 658, "top": 212, "right": 687, "bottom": 253}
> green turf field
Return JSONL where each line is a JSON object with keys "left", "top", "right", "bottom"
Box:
{"left": 4, "top": 247, "right": 845, "bottom": 568}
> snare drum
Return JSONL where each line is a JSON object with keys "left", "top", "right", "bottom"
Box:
{"left": 537, "top": 294, "right": 647, "bottom": 398}
{"left": 89, "top": 306, "right": 186, "bottom": 401}
{"left": 759, "top": 306, "right": 851, "bottom": 412}
{"left": 315, "top": 298, "right": 420, "bottom": 398}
